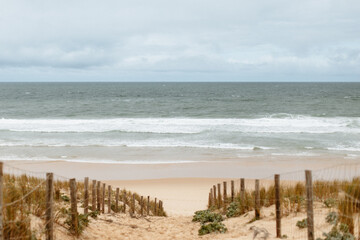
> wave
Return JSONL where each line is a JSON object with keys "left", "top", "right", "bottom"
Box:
{"left": 0, "top": 141, "right": 273, "bottom": 150}
{"left": 0, "top": 116, "right": 359, "bottom": 134}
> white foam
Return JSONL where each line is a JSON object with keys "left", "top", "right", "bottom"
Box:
{"left": 0, "top": 116, "right": 359, "bottom": 134}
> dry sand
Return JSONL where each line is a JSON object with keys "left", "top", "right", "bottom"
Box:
{"left": 4, "top": 159, "right": 355, "bottom": 239}
{"left": 52, "top": 202, "right": 333, "bottom": 240}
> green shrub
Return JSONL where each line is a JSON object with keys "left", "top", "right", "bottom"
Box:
{"left": 324, "top": 198, "right": 336, "bottom": 208}
{"left": 61, "top": 194, "right": 70, "bottom": 202}
{"left": 64, "top": 210, "right": 90, "bottom": 236}
{"left": 88, "top": 210, "right": 100, "bottom": 219}
{"left": 226, "top": 202, "right": 241, "bottom": 218}
{"left": 316, "top": 225, "right": 354, "bottom": 240}
{"left": 326, "top": 212, "right": 338, "bottom": 225}
{"left": 296, "top": 218, "right": 307, "bottom": 229}
{"left": 198, "top": 221, "right": 227, "bottom": 235}
{"left": 192, "top": 210, "right": 223, "bottom": 224}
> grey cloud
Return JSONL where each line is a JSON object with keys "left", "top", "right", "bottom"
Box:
{"left": 0, "top": 0, "right": 359, "bottom": 81}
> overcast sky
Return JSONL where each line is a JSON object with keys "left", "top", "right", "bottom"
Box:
{"left": 0, "top": 0, "right": 359, "bottom": 82}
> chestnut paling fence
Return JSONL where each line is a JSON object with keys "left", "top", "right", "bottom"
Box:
{"left": 208, "top": 163, "right": 360, "bottom": 240}
{"left": 0, "top": 162, "right": 165, "bottom": 240}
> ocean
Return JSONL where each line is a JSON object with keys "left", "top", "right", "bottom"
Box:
{"left": 0, "top": 82, "right": 359, "bottom": 163}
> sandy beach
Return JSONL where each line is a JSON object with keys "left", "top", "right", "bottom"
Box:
{"left": 3, "top": 155, "right": 360, "bottom": 239}
{"left": 4, "top": 156, "right": 358, "bottom": 216}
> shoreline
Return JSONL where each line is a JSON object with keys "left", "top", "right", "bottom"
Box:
{"left": 3, "top": 156, "right": 358, "bottom": 180}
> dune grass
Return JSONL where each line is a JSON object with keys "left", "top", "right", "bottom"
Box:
{"left": 2, "top": 173, "right": 166, "bottom": 240}
{"left": 209, "top": 178, "right": 360, "bottom": 236}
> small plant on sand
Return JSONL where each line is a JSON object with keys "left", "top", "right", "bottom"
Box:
{"left": 317, "top": 223, "right": 354, "bottom": 240}
{"left": 192, "top": 210, "right": 223, "bottom": 224}
{"left": 61, "top": 194, "right": 70, "bottom": 202}
{"left": 326, "top": 212, "right": 338, "bottom": 225}
{"left": 88, "top": 210, "right": 100, "bottom": 219}
{"left": 296, "top": 218, "right": 307, "bottom": 229}
{"left": 324, "top": 198, "right": 336, "bottom": 208}
{"left": 317, "top": 211, "right": 354, "bottom": 240}
{"left": 198, "top": 221, "right": 227, "bottom": 236}
{"left": 64, "top": 208, "right": 90, "bottom": 235}
{"left": 193, "top": 210, "right": 227, "bottom": 235}
{"left": 226, "top": 202, "right": 241, "bottom": 218}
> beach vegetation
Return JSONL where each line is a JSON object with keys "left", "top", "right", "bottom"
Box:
{"left": 318, "top": 211, "right": 354, "bottom": 240}
{"left": 192, "top": 210, "right": 223, "bottom": 223}
{"left": 2, "top": 172, "right": 166, "bottom": 239}
{"left": 192, "top": 210, "right": 226, "bottom": 235}
{"left": 296, "top": 218, "right": 307, "bottom": 229}
{"left": 198, "top": 221, "right": 227, "bottom": 236}
{"left": 226, "top": 202, "right": 241, "bottom": 218}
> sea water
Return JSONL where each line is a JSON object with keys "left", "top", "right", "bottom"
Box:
{"left": 0, "top": 82, "right": 359, "bottom": 163}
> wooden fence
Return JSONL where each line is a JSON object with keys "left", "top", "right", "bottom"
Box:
{"left": 0, "top": 162, "right": 166, "bottom": 240}
{"left": 208, "top": 170, "right": 316, "bottom": 240}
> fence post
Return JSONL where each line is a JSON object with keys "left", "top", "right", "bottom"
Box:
{"left": 84, "top": 177, "right": 89, "bottom": 215}
{"left": 240, "top": 178, "right": 245, "bottom": 203}
{"left": 223, "top": 181, "right": 227, "bottom": 210}
{"left": 209, "top": 189, "right": 213, "bottom": 207}
{"left": 147, "top": 196, "right": 150, "bottom": 215}
{"left": 97, "top": 181, "right": 101, "bottom": 211}
{"left": 102, "top": 183, "right": 105, "bottom": 213}
{"left": 108, "top": 185, "right": 111, "bottom": 213}
{"left": 305, "top": 170, "right": 314, "bottom": 240}
{"left": 275, "top": 174, "right": 281, "bottom": 238}
{"left": 92, "top": 180, "right": 96, "bottom": 211}
{"left": 231, "top": 180, "right": 235, "bottom": 202}
{"left": 69, "top": 178, "right": 78, "bottom": 235}
{"left": 217, "top": 183, "right": 221, "bottom": 208}
{"left": 140, "top": 196, "right": 144, "bottom": 216}
{"left": 255, "top": 179, "right": 260, "bottom": 219}
{"left": 155, "top": 198, "right": 157, "bottom": 215}
{"left": 45, "top": 173, "right": 54, "bottom": 240}
{"left": 0, "top": 162, "right": 3, "bottom": 240}
{"left": 213, "top": 185, "right": 216, "bottom": 206}
{"left": 115, "top": 188, "right": 119, "bottom": 212}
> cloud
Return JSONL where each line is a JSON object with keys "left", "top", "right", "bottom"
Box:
{"left": 0, "top": 0, "right": 359, "bottom": 81}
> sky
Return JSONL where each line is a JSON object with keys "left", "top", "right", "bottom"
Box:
{"left": 0, "top": 0, "right": 359, "bottom": 82}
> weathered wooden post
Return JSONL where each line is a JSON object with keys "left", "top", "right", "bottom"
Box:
{"left": 275, "top": 174, "right": 281, "bottom": 238}
{"left": 0, "top": 162, "right": 4, "bottom": 240}
{"left": 102, "top": 183, "right": 105, "bottom": 213}
{"left": 140, "top": 196, "right": 144, "bottom": 216}
{"left": 154, "top": 198, "right": 157, "bottom": 215}
{"left": 115, "top": 188, "right": 119, "bottom": 212}
{"left": 255, "top": 179, "right": 260, "bottom": 219}
{"left": 231, "top": 180, "right": 235, "bottom": 202}
{"left": 209, "top": 188, "right": 213, "bottom": 207}
{"left": 213, "top": 185, "right": 216, "bottom": 206}
{"left": 223, "top": 181, "right": 227, "bottom": 210}
{"left": 159, "top": 200, "right": 163, "bottom": 215}
{"left": 84, "top": 177, "right": 89, "bottom": 214}
{"left": 147, "top": 196, "right": 150, "bottom": 215}
{"left": 217, "top": 183, "right": 221, "bottom": 208}
{"left": 92, "top": 180, "right": 96, "bottom": 211}
{"left": 240, "top": 178, "right": 245, "bottom": 204}
{"left": 306, "top": 170, "right": 314, "bottom": 240}
{"left": 69, "top": 178, "right": 78, "bottom": 235}
{"left": 45, "top": 173, "right": 54, "bottom": 240}
{"left": 96, "top": 181, "right": 101, "bottom": 211}
{"left": 108, "top": 185, "right": 111, "bottom": 213}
